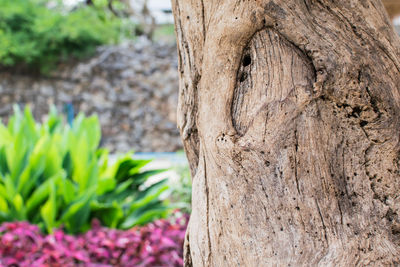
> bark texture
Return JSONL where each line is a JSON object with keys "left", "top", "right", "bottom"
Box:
{"left": 172, "top": 0, "right": 400, "bottom": 266}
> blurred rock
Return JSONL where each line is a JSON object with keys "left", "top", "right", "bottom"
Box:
{"left": 0, "top": 40, "right": 182, "bottom": 153}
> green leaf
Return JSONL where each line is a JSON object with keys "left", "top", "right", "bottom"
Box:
{"left": 97, "top": 179, "right": 134, "bottom": 205}
{"left": 60, "top": 178, "right": 76, "bottom": 204}
{"left": 0, "top": 124, "right": 12, "bottom": 148}
{"left": 60, "top": 194, "right": 91, "bottom": 222}
{"left": 60, "top": 189, "right": 95, "bottom": 232}
{"left": 9, "top": 147, "right": 30, "bottom": 184}
{"left": 81, "top": 116, "right": 100, "bottom": 151}
{"left": 0, "top": 147, "right": 9, "bottom": 175}
{"left": 131, "top": 169, "right": 168, "bottom": 188}
{"left": 91, "top": 201, "right": 123, "bottom": 228}
{"left": 45, "top": 105, "right": 62, "bottom": 134}
{"left": 18, "top": 151, "right": 46, "bottom": 198}
{"left": 61, "top": 151, "right": 73, "bottom": 178}
{"left": 9, "top": 105, "right": 22, "bottom": 135}
{"left": 3, "top": 174, "right": 16, "bottom": 200}
{"left": 127, "top": 159, "right": 152, "bottom": 176}
{"left": 121, "top": 206, "right": 171, "bottom": 229}
{"left": 26, "top": 172, "right": 63, "bottom": 215}
{"left": 0, "top": 195, "right": 9, "bottom": 213}
{"left": 0, "top": 183, "right": 8, "bottom": 199}
{"left": 23, "top": 105, "right": 39, "bottom": 141}
{"left": 40, "top": 180, "right": 57, "bottom": 234}
{"left": 12, "top": 194, "right": 24, "bottom": 214}
{"left": 127, "top": 180, "right": 170, "bottom": 214}
{"left": 96, "top": 176, "right": 116, "bottom": 195}
{"left": 0, "top": 211, "right": 11, "bottom": 222}
{"left": 135, "top": 179, "right": 170, "bottom": 202}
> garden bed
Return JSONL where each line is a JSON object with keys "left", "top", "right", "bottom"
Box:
{"left": 0, "top": 213, "right": 188, "bottom": 267}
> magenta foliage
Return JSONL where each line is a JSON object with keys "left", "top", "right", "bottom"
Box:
{"left": 0, "top": 214, "right": 189, "bottom": 267}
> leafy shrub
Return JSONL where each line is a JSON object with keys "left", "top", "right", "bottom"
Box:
{"left": 169, "top": 158, "right": 192, "bottom": 213}
{"left": 0, "top": 213, "right": 188, "bottom": 266}
{"left": 0, "top": 0, "right": 131, "bottom": 73}
{"left": 0, "top": 105, "right": 172, "bottom": 234}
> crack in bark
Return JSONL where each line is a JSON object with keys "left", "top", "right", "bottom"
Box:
{"left": 302, "top": 0, "right": 311, "bottom": 14}
{"left": 184, "top": 230, "right": 193, "bottom": 267}
{"left": 315, "top": 199, "right": 329, "bottom": 244}
{"left": 262, "top": 111, "right": 269, "bottom": 143}
{"left": 337, "top": 199, "right": 343, "bottom": 226}
{"left": 294, "top": 128, "right": 301, "bottom": 195}
{"left": 203, "top": 155, "right": 212, "bottom": 265}
{"left": 259, "top": 177, "right": 270, "bottom": 223}
{"left": 200, "top": 0, "right": 206, "bottom": 43}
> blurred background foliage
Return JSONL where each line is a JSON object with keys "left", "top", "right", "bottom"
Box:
{"left": 169, "top": 158, "right": 191, "bottom": 214}
{"left": 0, "top": 105, "right": 184, "bottom": 234}
{"left": 0, "top": 0, "right": 191, "bottom": 238}
{"left": 0, "top": 0, "right": 135, "bottom": 73}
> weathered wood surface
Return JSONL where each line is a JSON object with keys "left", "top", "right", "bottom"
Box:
{"left": 172, "top": 0, "right": 400, "bottom": 265}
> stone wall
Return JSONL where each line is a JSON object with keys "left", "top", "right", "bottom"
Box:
{"left": 0, "top": 39, "right": 182, "bottom": 152}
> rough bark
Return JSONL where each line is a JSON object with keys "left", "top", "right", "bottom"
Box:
{"left": 172, "top": 0, "right": 400, "bottom": 266}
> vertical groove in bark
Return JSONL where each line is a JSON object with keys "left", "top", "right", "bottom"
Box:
{"left": 315, "top": 199, "right": 329, "bottom": 244}
{"left": 173, "top": 0, "right": 400, "bottom": 265}
{"left": 183, "top": 229, "right": 192, "bottom": 267}
{"left": 203, "top": 155, "right": 212, "bottom": 266}
{"left": 200, "top": 0, "right": 206, "bottom": 43}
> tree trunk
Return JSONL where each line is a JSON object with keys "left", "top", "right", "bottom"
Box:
{"left": 171, "top": 0, "right": 400, "bottom": 265}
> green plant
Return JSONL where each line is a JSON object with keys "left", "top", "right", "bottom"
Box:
{"left": 153, "top": 24, "right": 176, "bottom": 43}
{"left": 0, "top": 105, "right": 172, "bottom": 234}
{"left": 0, "top": 0, "right": 133, "bottom": 73}
{"left": 169, "top": 155, "right": 192, "bottom": 213}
